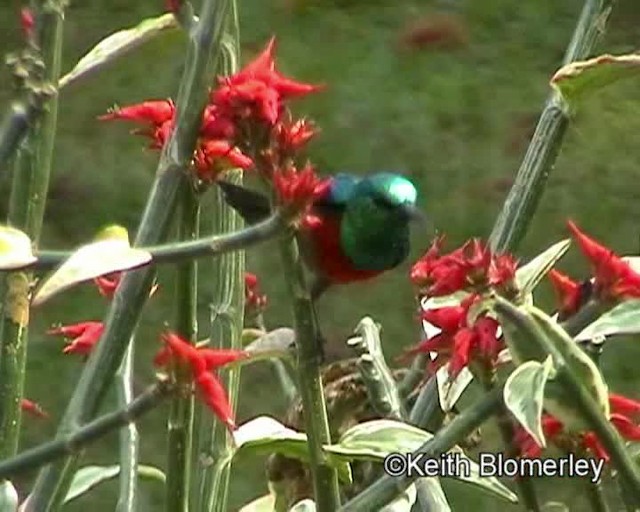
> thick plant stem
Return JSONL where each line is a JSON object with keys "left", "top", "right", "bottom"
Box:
{"left": 28, "top": 1, "right": 231, "bottom": 509}
{"left": 278, "top": 236, "right": 341, "bottom": 512}
{"left": 195, "top": 7, "right": 243, "bottom": 510}
{"left": 199, "top": 176, "right": 245, "bottom": 512}
{"left": 166, "top": 182, "right": 200, "bottom": 512}
{"left": 489, "top": 0, "right": 615, "bottom": 254}
{"left": 0, "top": 0, "right": 64, "bottom": 459}
{"left": 339, "top": 387, "right": 503, "bottom": 511}
{"left": 115, "top": 339, "right": 139, "bottom": 512}
{"left": 0, "top": 380, "right": 172, "bottom": 479}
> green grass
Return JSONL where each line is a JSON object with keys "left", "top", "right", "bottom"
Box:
{"left": 2, "top": 0, "right": 640, "bottom": 510}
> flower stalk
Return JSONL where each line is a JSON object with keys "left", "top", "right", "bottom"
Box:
{"left": 115, "top": 338, "right": 139, "bottom": 512}
{"left": 166, "top": 181, "right": 200, "bottom": 512}
{"left": 489, "top": 0, "right": 616, "bottom": 254}
{"left": 27, "top": 1, "right": 231, "bottom": 508}
{"left": 0, "top": 0, "right": 65, "bottom": 459}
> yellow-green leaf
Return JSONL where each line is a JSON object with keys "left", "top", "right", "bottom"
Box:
{"left": 0, "top": 226, "right": 36, "bottom": 270}
{"left": 551, "top": 53, "right": 640, "bottom": 107}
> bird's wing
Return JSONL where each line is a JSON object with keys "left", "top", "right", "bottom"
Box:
{"left": 217, "top": 181, "right": 271, "bottom": 225}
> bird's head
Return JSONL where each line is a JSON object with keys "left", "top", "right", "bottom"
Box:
{"left": 359, "top": 173, "right": 425, "bottom": 224}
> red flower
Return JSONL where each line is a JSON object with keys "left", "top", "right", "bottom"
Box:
{"left": 166, "top": 0, "right": 182, "bottom": 13}
{"left": 47, "top": 322, "right": 104, "bottom": 356}
{"left": 154, "top": 332, "right": 248, "bottom": 430}
{"left": 193, "top": 140, "right": 253, "bottom": 181}
{"left": 410, "top": 237, "right": 517, "bottom": 297}
{"left": 273, "top": 163, "right": 328, "bottom": 217}
{"left": 403, "top": 296, "right": 502, "bottom": 377}
{"left": 567, "top": 221, "right": 640, "bottom": 301}
{"left": 20, "top": 399, "right": 48, "bottom": 420}
{"left": 244, "top": 272, "right": 268, "bottom": 312}
{"left": 274, "top": 117, "right": 317, "bottom": 154}
{"left": 516, "top": 393, "right": 640, "bottom": 461}
{"left": 94, "top": 272, "right": 159, "bottom": 300}
{"left": 212, "top": 38, "right": 321, "bottom": 126}
{"left": 99, "top": 99, "right": 175, "bottom": 126}
{"left": 20, "top": 8, "right": 34, "bottom": 41}
{"left": 548, "top": 269, "right": 582, "bottom": 318}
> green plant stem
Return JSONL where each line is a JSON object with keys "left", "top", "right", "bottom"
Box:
{"left": 480, "top": 368, "right": 540, "bottom": 512}
{"left": 198, "top": 174, "right": 245, "bottom": 512}
{"left": 489, "top": 0, "right": 615, "bottom": 254}
{"left": 29, "top": 212, "right": 284, "bottom": 270}
{"left": 195, "top": 7, "right": 243, "bottom": 510}
{"left": 586, "top": 477, "right": 609, "bottom": 512}
{"left": 338, "top": 387, "right": 504, "bottom": 511}
{"left": 278, "top": 235, "right": 341, "bottom": 511}
{"left": 0, "top": 0, "right": 64, "bottom": 459}
{"left": 347, "top": 317, "right": 449, "bottom": 510}
{"left": 28, "top": 1, "right": 230, "bottom": 509}
{"left": 166, "top": 182, "right": 200, "bottom": 512}
{"left": 115, "top": 338, "right": 139, "bottom": 512}
{"left": 347, "top": 317, "right": 405, "bottom": 420}
{"left": 561, "top": 299, "right": 607, "bottom": 337}
{"left": 0, "top": 380, "right": 172, "bottom": 479}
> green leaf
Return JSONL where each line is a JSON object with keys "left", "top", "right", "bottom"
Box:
{"left": 504, "top": 357, "right": 554, "bottom": 448}
{"left": 381, "top": 483, "right": 418, "bottom": 512}
{"left": 289, "top": 500, "right": 316, "bottom": 512}
{"left": 325, "top": 420, "right": 517, "bottom": 504}
{"left": 244, "top": 328, "right": 295, "bottom": 361}
{"left": 575, "top": 299, "right": 640, "bottom": 341}
{"left": 231, "top": 416, "right": 352, "bottom": 484}
{"left": 515, "top": 239, "right": 571, "bottom": 295}
{"left": 64, "top": 464, "right": 165, "bottom": 503}
{"left": 239, "top": 494, "right": 276, "bottom": 512}
{"left": 494, "top": 298, "right": 610, "bottom": 432}
{"left": 0, "top": 481, "right": 18, "bottom": 512}
{"left": 0, "top": 226, "right": 36, "bottom": 270}
{"left": 59, "top": 14, "right": 180, "bottom": 89}
{"left": 551, "top": 54, "right": 640, "bottom": 107}
{"left": 33, "top": 227, "right": 152, "bottom": 306}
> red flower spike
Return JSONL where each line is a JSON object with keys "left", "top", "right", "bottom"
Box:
{"left": 610, "top": 393, "right": 640, "bottom": 417}
{"left": 193, "top": 140, "right": 253, "bottom": 182}
{"left": 156, "top": 332, "right": 206, "bottom": 374}
{"left": 273, "top": 164, "right": 327, "bottom": 215}
{"left": 48, "top": 322, "right": 104, "bottom": 356}
{"left": 275, "top": 118, "right": 317, "bottom": 153}
{"left": 20, "top": 8, "right": 34, "bottom": 41}
{"left": 195, "top": 372, "right": 236, "bottom": 431}
{"left": 245, "top": 272, "right": 268, "bottom": 311}
{"left": 94, "top": 272, "right": 159, "bottom": 300}
{"left": 421, "top": 305, "right": 465, "bottom": 333}
{"left": 449, "top": 328, "right": 474, "bottom": 377}
{"left": 567, "top": 221, "right": 640, "bottom": 300}
{"left": 212, "top": 38, "right": 321, "bottom": 126}
{"left": 199, "top": 348, "right": 248, "bottom": 370}
{"left": 20, "top": 399, "right": 48, "bottom": 420}
{"left": 99, "top": 100, "right": 175, "bottom": 126}
{"left": 582, "top": 432, "right": 609, "bottom": 461}
{"left": 489, "top": 254, "right": 518, "bottom": 287}
{"left": 610, "top": 413, "right": 640, "bottom": 441}
{"left": 548, "top": 269, "right": 582, "bottom": 316}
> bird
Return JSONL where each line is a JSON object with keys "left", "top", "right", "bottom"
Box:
{"left": 218, "top": 171, "right": 426, "bottom": 299}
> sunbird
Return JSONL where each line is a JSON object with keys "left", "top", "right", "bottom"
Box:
{"left": 218, "top": 172, "right": 426, "bottom": 299}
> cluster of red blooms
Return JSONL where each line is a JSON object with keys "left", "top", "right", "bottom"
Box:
{"left": 245, "top": 272, "right": 267, "bottom": 313}
{"left": 548, "top": 221, "right": 640, "bottom": 318}
{"left": 100, "top": 38, "right": 326, "bottom": 216}
{"left": 516, "top": 393, "right": 640, "bottom": 461}
{"left": 406, "top": 238, "right": 516, "bottom": 376}
{"left": 154, "top": 332, "right": 247, "bottom": 430}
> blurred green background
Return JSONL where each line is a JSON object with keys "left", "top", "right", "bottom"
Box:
{"left": 2, "top": 0, "right": 640, "bottom": 510}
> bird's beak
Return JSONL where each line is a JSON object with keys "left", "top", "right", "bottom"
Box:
{"left": 401, "top": 203, "right": 428, "bottom": 226}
